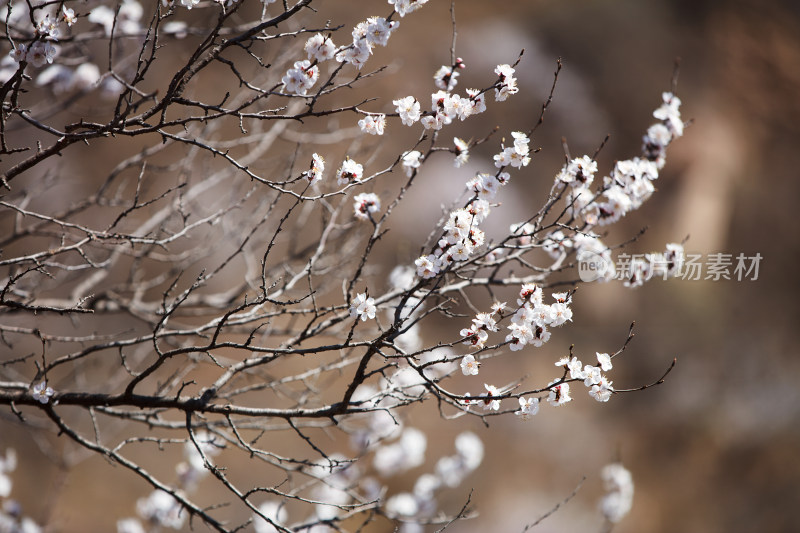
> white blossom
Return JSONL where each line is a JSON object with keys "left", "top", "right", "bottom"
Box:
{"left": 394, "top": 96, "right": 421, "bottom": 126}
{"left": 32, "top": 381, "right": 54, "bottom": 404}
{"left": 401, "top": 150, "right": 423, "bottom": 176}
{"left": 337, "top": 158, "right": 364, "bottom": 186}
{"left": 546, "top": 381, "right": 571, "bottom": 406}
{"left": 389, "top": 0, "right": 429, "bottom": 17}
{"left": 353, "top": 192, "right": 380, "bottom": 220}
{"left": 515, "top": 396, "right": 539, "bottom": 420}
{"left": 350, "top": 293, "right": 376, "bottom": 321}
{"left": 494, "top": 64, "right": 518, "bottom": 101}
{"left": 305, "top": 33, "right": 336, "bottom": 62}
{"left": 304, "top": 153, "right": 325, "bottom": 185}
{"left": 460, "top": 354, "right": 480, "bottom": 376}
{"left": 358, "top": 113, "right": 385, "bottom": 135}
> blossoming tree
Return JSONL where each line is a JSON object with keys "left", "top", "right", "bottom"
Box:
{"left": 0, "top": 0, "right": 682, "bottom": 531}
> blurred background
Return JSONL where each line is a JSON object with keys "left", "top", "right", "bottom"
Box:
{"left": 2, "top": 0, "right": 800, "bottom": 531}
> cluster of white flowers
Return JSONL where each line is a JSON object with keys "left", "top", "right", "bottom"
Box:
{"left": 414, "top": 142, "right": 522, "bottom": 279}
{"left": 132, "top": 490, "right": 185, "bottom": 530}
{"left": 336, "top": 16, "right": 399, "bottom": 69}
{"left": 421, "top": 87, "right": 485, "bottom": 131}
{"left": 278, "top": 8, "right": 404, "bottom": 95}
{"left": 281, "top": 59, "right": 320, "bottom": 95}
{"left": 309, "top": 457, "right": 360, "bottom": 522}
{"left": 5, "top": 5, "right": 78, "bottom": 69}
{"left": 291, "top": 429, "right": 478, "bottom": 532}
{"left": 498, "top": 93, "right": 685, "bottom": 300}
{"left": 557, "top": 92, "right": 684, "bottom": 228}
{"left": 540, "top": 229, "right": 573, "bottom": 259}
{"left": 0, "top": 2, "right": 134, "bottom": 93}
{"left": 9, "top": 41, "right": 56, "bottom": 68}
{"left": 415, "top": 204, "right": 485, "bottom": 278}
{"left": 358, "top": 113, "right": 386, "bottom": 135}
{"left": 555, "top": 351, "right": 615, "bottom": 403}
{"left": 459, "top": 311, "right": 499, "bottom": 349}
{"left": 389, "top": 58, "right": 503, "bottom": 136}
{"left": 350, "top": 292, "right": 377, "bottom": 321}
{"left": 494, "top": 131, "right": 532, "bottom": 168}
{"left": 557, "top": 155, "right": 598, "bottom": 186}
{"left": 505, "top": 286, "right": 572, "bottom": 351}
{"left": 460, "top": 344, "right": 615, "bottom": 420}
{"left": 453, "top": 287, "right": 589, "bottom": 419}
{"left": 373, "top": 427, "right": 427, "bottom": 476}
{"left": 494, "top": 64, "right": 519, "bottom": 101}
{"left": 253, "top": 372, "right": 479, "bottom": 532}
{"left": 305, "top": 33, "right": 336, "bottom": 62}
{"left": 599, "top": 462, "right": 634, "bottom": 523}
{"left": 35, "top": 62, "right": 101, "bottom": 94}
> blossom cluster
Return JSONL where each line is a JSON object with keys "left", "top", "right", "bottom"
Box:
{"left": 555, "top": 351, "right": 615, "bottom": 403}
{"left": 456, "top": 294, "right": 619, "bottom": 419}
{"left": 1, "top": 0, "right": 689, "bottom": 529}
{"left": 504, "top": 92, "right": 685, "bottom": 289}
{"left": 302, "top": 153, "right": 381, "bottom": 222}
{"left": 350, "top": 292, "right": 377, "bottom": 321}
{"left": 281, "top": 13, "right": 401, "bottom": 96}
{"left": 413, "top": 138, "right": 524, "bottom": 279}
{"left": 2, "top": 0, "right": 287, "bottom": 94}
{"left": 377, "top": 55, "right": 515, "bottom": 139}
{"left": 390, "top": 61, "right": 510, "bottom": 135}
{"left": 561, "top": 92, "right": 684, "bottom": 228}
{"left": 1, "top": 1, "right": 124, "bottom": 93}
{"left": 405, "top": 61, "right": 526, "bottom": 278}
{"left": 514, "top": 352, "right": 614, "bottom": 420}
{"left": 455, "top": 284, "right": 571, "bottom": 358}
{"left": 4, "top": 5, "right": 72, "bottom": 76}
{"left": 281, "top": 60, "right": 320, "bottom": 95}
